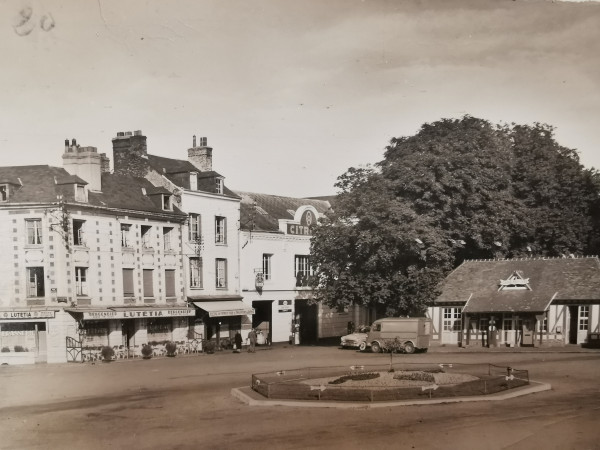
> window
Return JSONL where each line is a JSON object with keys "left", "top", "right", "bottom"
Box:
{"left": 190, "top": 173, "right": 198, "bottom": 191}
{"left": 121, "top": 224, "right": 132, "bottom": 247}
{"left": 215, "top": 178, "right": 224, "bottom": 194}
{"left": 141, "top": 225, "right": 152, "bottom": 249}
{"left": 122, "top": 269, "right": 135, "bottom": 297}
{"left": 215, "top": 216, "right": 226, "bottom": 244}
{"left": 75, "top": 267, "right": 88, "bottom": 296}
{"left": 0, "top": 184, "right": 8, "bottom": 201}
{"left": 189, "top": 257, "right": 203, "bottom": 288}
{"left": 262, "top": 254, "right": 272, "bottom": 280}
{"left": 579, "top": 306, "right": 589, "bottom": 331}
{"left": 162, "top": 194, "right": 172, "bottom": 211}
{"left": 443, "top": 308, "right": 461, "bottom": 331}
{"left": 143, "top": 269, "right": 154, "bottom": 298}
{"left": 294, "top": 255, "right": 313, "bottom": 287}
{"left": 165, "top": 270, "right": 176, "bottom": 298}
{"left": 73, "top": 219, "right": 86, "bottom": 246}
{"left": 189, "top": 214, "right": 201, "bottom": 242}
{"left": 26, "top": 219, "right": 43, "bottom": 245}
{"left": 163, "top": 227, "right": 174, "bottom": 251}
{"left": 75, "top": 184, "right": 86, "bottom": 202}
{"left": 27, "top": 267, "right": 45, "bottom": 297}
{"left": 216, "top": 258, "right": 227, "bottom": 288}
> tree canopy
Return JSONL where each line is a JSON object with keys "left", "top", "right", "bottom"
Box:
{"left": 310, "top": 116, "right": 600, "bottom": 316}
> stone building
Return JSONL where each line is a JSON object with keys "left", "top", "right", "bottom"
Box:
{"left": 0, "top": 141, "right": 192, "bottom": 363}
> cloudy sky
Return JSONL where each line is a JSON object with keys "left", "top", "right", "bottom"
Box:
{"left": 1, "top": 0, "right": 599, "bottom": 197}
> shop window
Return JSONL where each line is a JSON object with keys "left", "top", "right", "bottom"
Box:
{"left": 443, "top": 308, "right": 461, "bottom": 331}
{"left": 122, "top": 268, "right": 135, "bottom": 297}
{"left": 262, "top": 254, "right": 272, "bottom": 280}
{"left": 141, "top": 225, "right": 152, "bottom": 249}
{"left": 216, "top": 258, "right": 227, "bottom": 289}
{"left": 26, "top": 267, "right": 45, "bottom": 297}
{"left": 165, "top": 269, "right": 176, "bottom": 298}
{"left": 579, "top": 306, "right": 589, "bottom": 331}
{"left": 73, "top": 219, "right": 86, "bottom": 246}
{"left": 189, "top": 257, "right": 203, "bottom": 288}
{"left": 163, "top": 227, "right": 174, "bottom": 251}
{"left": 215, "top": 216, "right": 226, "bottom": 244}
{"left": 75, "top": 267, "right": 88, "bottom": 296}
{"left": 189, "top": 213, "right": 201, "bottom": 243}
{"left": 121, "top": 224, "right": 132, "bottom": 247}
{"left": 26, "top": 219, "right": 43, "bottom": 245}
{"left": 143, "top": 269, "right": 154, "bottom": 298}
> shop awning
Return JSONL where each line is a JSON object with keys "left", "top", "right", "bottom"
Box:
{"left": 192, "top": 301, "right": 254, "bottom": 317}
{"left": 66, "top": 306, "right": 195, "bottom": 320}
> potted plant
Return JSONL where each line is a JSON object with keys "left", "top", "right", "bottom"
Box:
{"left": 203, "top": 340, "right": 215, "bottom": 354}
{"left": 141, "top": 344, "right": 153, "bottom": 359}
{"left": 100, "top": 346, "right": 115, "bottom": 362}
{"left": 165, "top": 341, "right": 177, "bottom": 357}
{"left": 1, "top": 347, "right": 9, "bottom": 353}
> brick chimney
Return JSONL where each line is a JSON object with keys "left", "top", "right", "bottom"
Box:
{"left": 62, "top": 139, "right": 103, "bottom": 191}
{"left": 100, "top": 153, "right": 111, "bottom": 173}
{"left": 188, "top": 135, "right": 212, "bottom": 172}
{"left": 112, "top": 130, "right": 149, "bottom": 177}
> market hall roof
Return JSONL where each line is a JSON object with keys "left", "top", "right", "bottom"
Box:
{"left": 234, "top": 191, "right": 333, "bottom": 233}
{"left": 435, "top": 257, "right": 600, "bottom": 313}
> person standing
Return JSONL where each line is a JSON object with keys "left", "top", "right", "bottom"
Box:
{"left": 248, "top": 329, "right": 257, "bottom": 353}
{"left": 234, "top": 331, "right": 242, "bottom": 353}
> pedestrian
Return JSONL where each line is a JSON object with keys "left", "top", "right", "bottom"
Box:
{"left": 234, "top": 331, "right": 242, "bottom": 353}
{"left": 248, "top": 328, "right": 257, "bottom": 353}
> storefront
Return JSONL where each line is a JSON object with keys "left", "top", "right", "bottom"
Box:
{"left": 189, "top": 297, "right": 254, "bottom": 347}
{"left": 66, "top": 306, "right": 196, "bottom": 350}
{"left": 0, "top": 308, "right": 57, "bottom": 363}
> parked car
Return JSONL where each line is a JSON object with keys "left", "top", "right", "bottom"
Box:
{"left": 360, "top": 317, "right": 432, "bottom": 353}
{"left": 340, "top": 326, "right": 370, "bottom": 349}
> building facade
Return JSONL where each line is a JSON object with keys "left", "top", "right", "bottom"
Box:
{"left": 237, "top": 191, "right": 374, "bottom": 344}
{"left": 112, "top": 132, "right": 249, "bottom": 348}
{"left": 0, "top": 141, "right": 193, "bottom": 363}
{"left": 428, "top": 257, "right": 600, "bottom": 348}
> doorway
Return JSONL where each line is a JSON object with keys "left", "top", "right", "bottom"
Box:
{"left": 294, "top": 300, "right": 318, "bottom": 345}
{"left": 568, "top": 306, "right": 578, "bottom": 344}
{"left": 252, "top": 300, "right": 273, "bottom": 344}
{"left": 122, "top": 320, "right": 135, "bottom": 347}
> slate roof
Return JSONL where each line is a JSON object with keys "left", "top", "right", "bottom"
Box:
{"left": 146, "top": 154, "right": 237, "bottom": 197}
{"left": 0, "top": 165, "right": 185, "bottom": 219}
{"left": 436, "top": 257, "right": 600, "bottom": 313}
{"left": 234, "top": 191, "right": 332, "bottom": 232}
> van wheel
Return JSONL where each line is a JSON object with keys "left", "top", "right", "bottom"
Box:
{"left": 404, "top": 342, "right": 415, "bottom": 354}
{"left": 359, "top": 342, "right": 366, "bottom": 351}
{"left": 371, "top": 342, "right": 382, "bottom": 353}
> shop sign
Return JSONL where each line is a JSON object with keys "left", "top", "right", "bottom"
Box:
{"left": 1, "top": 311, "right": 55, "bottom": 320}
{"left": 82, "top": 309, "right": 195, "bottom": 320}
{"left": 209, "top": 308, "right": 255, "bottom": 318}
{"left": 287, "top": 210, "right": 317, "bottom": 236}
{"left": 278, "top": 300, "right": 292, "bottom": 312}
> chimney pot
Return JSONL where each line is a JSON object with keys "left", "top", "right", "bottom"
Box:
{"left": 134, "top": 130, "right": 142, "bottom": 136}
{"left": 193, "top": 135, "right": 196, "bottom": 148}
{"left": 71, "top": 138, "right": 77, "bottom": 147}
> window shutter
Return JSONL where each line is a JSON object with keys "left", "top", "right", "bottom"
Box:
{"left": 123, "top": 269, "right": 134, "bottom": 296}
{"left": 165, "top": 270, "right": 175, "bottom": 297}
{"left": 143, "top": 270, "right": 154, "bottom": 297}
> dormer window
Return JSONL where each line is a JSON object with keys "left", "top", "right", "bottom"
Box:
{"left": 215, "top": 177, "right": 224, "bottom": 194}
{"left": 0, "top": 184, "right": 8, "bottom": 201}
{"left": 75, "top": 184, "right": 86, "bottom": 202}
{"left": 162, "top": 194, "right": 172, "bottom": 211}
{"left": 190, "top": 172, "right": 198, "bottom": 191}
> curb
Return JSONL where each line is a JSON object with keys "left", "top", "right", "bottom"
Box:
{"left": 231, "top": 380, "right": 552, "bottom": 409}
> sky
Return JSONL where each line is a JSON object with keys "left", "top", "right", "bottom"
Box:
{"left": 1, "top": 0, "right": 599, "bottom": 198}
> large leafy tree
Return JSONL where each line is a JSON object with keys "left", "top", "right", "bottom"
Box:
{"left": 311, "top": 116, "right": 600, "bottom": 315}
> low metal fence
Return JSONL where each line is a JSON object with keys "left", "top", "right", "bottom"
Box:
{"left": 252, "top": 362, "right": 529, "bottom": 402}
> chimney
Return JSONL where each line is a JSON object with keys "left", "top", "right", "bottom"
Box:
{"left": 112, "top": 130, "right": 149, "bottom": 177}
{"left": 62, "top": 140, "right": 102, "bottom": 191}
{"left": 64, "top": 139, "right": 70, "bottom": 152}
{"left": 188, "top": 136, "right": 212, "bottom": 172}
{"left": 100, "top": 153, "right": 111, "bottom": 173}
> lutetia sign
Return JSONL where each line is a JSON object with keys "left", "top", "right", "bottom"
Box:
{"left": 82, "top": 309, "right": 195, "bottom": 320}
{"left": 1, "top": 311, "right": 55, "bottom": 319}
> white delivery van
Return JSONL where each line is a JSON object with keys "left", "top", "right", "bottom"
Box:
{"left": 360, "top": 317, "right": 432, "bottom": 354}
